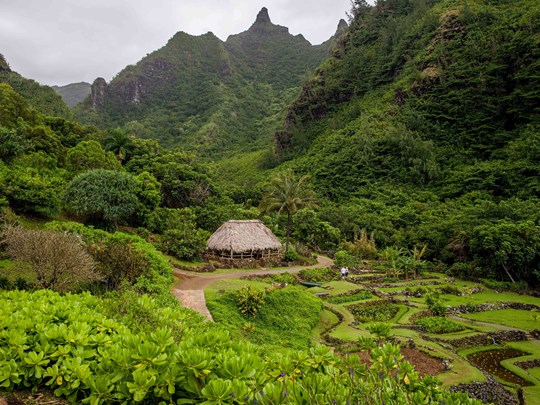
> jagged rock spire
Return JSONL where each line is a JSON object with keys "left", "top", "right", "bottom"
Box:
{"left": 336, "top": 19, "right": 348, "bottom": 35}
{"left": 255, "top": 7, "right": 271, "bottom": 24}
{"left": 0, "top": 53, "right": 11, "bottom": 72}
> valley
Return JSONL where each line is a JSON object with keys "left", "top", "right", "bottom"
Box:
{"left": 0, "top": 0, "right": 539, "bottom": 403}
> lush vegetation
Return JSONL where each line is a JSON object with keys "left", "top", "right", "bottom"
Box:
{"left": 416, "top": 316, "right": 465, "bottom": 334}
{"left": 74, "top": 10, "right": 338, "bottom": 156}
{"left": 207, "top": 285, "right": 323, "bottom": 352}
{"left": 272, "top": 0, "right": 540, "bottom": 286}
{"left": 2, "top": 0, "right": 540, "bottom": 402}
{"left": 0, "top": 289, "right": 484, "bottom": 404}
{"left": 347, "top": 301, "right": 402, "bottom": 323}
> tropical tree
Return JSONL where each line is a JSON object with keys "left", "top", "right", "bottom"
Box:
{"left": 63, "top": 169, "right": 139, "bottom": 228}
{"left": 259, "top": 170, "right": 317, "bottom": 252}
{"left": 104, "top": 128, "right": 134, "bottom": 162}
{"left": 66, "top": 140, "right": 121, "bottom": 173}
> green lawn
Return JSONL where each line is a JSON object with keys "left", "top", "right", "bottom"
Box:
{"left": 0, "top": 259, "right": 35, "bottom": 285}
{"left": 311, "top": 308, "right": 340, "bottom": 344}
{"left": 442, "top": 290, "right": 540, "bottom": 307}
{"left": 310, "top": 280, "right": 359, "bottom": 296}
{"left": 461, "top": 309, "right": 540, "bottom": 331}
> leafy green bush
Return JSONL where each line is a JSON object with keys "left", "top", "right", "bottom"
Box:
{"left": 251, "top": 272, "right": 297, "bottom": 285}
{"left": 0, "top": 275, "right": 10, "bottom": 289}
{"left": 235, "top": 286, "right": 266, "bottom": 317}
{"left": 416, "top": 316, "right": 465, "bottom": 334}
{"left": 334, "top": 249, "right": 360, "bottom": 268}
{"left": 367, "top": 322, "right": 393, "bottom": 342}
{"left": 299, "top": 267, "right": 337, "bottom": 282}
{"left": 438, "top": 285, "right": 463, "bottom": 296}
{"left": 283, "top": 248, "right": 299, "bottom": 262}
{"left": 482, "top": 279, "right": 529, "bottom": 292}
{"left": 0, "top": 289, "right": 483, "bottom": 404}
{"left": 342, "top": 229, "right": 378, "bottom": 259}
{"left": 158, "top": 228, "right": 209, "bottom": 261}
{"left": 425, "top": 292, "right": 447, "bottom": 317}
{"left": 63, "top": 169, "right": 139, "bottom": 228}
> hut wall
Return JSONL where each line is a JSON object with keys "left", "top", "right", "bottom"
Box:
{"left": 204, "top": 250, "right": 282, "bottom": 268}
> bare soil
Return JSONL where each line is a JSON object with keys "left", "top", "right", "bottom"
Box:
{"left": 353, "top": 347, "right": 445, "bottom": 376}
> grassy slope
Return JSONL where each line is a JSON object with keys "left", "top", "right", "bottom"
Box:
{"left": 205, "top": 280, "right": 322, "bottom": 353}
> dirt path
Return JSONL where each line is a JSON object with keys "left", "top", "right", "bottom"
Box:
{"left": 173, "top": 256, "right": 333, "bottom": 290}
{"left": 171, "top": 256, "right": 333, "bottom": 320}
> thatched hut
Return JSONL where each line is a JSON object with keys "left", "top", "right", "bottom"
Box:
{"left": 206, "top": 220, "right": 282, "bottom": 260}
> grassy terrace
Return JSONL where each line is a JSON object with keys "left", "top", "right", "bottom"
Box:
{"left": 182, "top": 263, "right": 540, "bottom": 403}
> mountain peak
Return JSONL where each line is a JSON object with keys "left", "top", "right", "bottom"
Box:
{"left": 335, "top": 19, "right": 349, "bottom": 37}
{"left": 255, "top": 7, "right": 271, "bottom": 24}
{"left": 0, "top": 53, "right": 11, "bottom": 72}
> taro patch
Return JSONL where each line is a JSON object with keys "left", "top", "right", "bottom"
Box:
{"left": 467, "top": 349, "right": 532, "bottom": 386}
{"left": 347, "top": 300, "right": 400, "bottom": 323}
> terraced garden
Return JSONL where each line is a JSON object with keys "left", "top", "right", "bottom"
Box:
{"left": 203, "top": 265, "right": 540, "bottom": 405}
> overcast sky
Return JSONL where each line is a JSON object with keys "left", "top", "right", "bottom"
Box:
{"left": 0, "top": 0, "right": 358, "bottom": 86}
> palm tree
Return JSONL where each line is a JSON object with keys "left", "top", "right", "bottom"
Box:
{"left": 259, "top": 170, "right": 317, "bottom": 252}
{"left": 104, "top": 128, "right": 133, "bottom": 162}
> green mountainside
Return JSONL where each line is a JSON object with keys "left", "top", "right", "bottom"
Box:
{"left": 52, "top": 82, "right": 91, "bottom": 107}
{"left": 0, "top": 54, "right": 72, "bottom": 118}
{"left": 1, "top": 2, "right": 540, "bottom": 402}
{"left": 268, "top": 0, "right": 539, "bottom": 283}
{"left": 75, "top": 8, "right": 343, "bottom": 155}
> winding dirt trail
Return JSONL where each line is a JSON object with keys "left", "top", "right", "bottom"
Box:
{"left": 171, "top": 256, "right": 333, "bottom": 320}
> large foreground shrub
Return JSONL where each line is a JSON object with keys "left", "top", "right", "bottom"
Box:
{"left": 0, "top": 290, "right": 483, "bottom": 404}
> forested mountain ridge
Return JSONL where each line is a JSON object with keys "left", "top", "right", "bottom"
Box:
{"left": 0, "top": 53, "right": 72, "bottom": 118}
{"left": 75, "top": 8, "right": 345, "bottom": 155}
{"left": 277, "top": 0, "right": 539, "bottom": 173}
{"left": 52, "top": 82, "right": 91, "bottom": 107}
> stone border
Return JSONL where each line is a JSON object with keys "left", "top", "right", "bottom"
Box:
{"left": 450, "top": 376, "right": 518, "bottom": 405}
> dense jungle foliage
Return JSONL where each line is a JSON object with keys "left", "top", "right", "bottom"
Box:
{"left": 274, "top": 0, "right": 540, "bottom": 286}
{"left": 1, "top": 0, "right": 539, "bottom": 286}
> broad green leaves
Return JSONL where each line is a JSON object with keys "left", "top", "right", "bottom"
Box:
{"left": 0, "top": 289, "right": 484, "bottom": 404}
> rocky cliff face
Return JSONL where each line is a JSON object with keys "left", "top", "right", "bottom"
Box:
{"left": 90, "top": 78, "right": 107, "bottom": 110}
{"left": 0, "top": 54, "right": 11, "bottom": 72}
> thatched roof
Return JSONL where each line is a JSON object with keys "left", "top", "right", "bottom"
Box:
{"left": 206, "top": 220, "right": 281, "bottom": 253}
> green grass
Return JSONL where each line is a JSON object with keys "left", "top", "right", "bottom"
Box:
{"left": 504, "top": 341, "right": 540, "bottom": 387}
{"left": 416, "top": 316, "right": 465, "bottom": 334}
{"left": 205, "top": 285, "right": 323, "bottom": 353}
{"left": 528, "top": 368, "right": 540, "bottom": 380}
{"left": 326, "top": 290, "right": 373, "bottom": 304}
{"left": 523, "top": 386, "right": 540, "bottom": 405}
{"left": 461, "top": 309, "right": 540, "bottom": 331}
{"left": 442, "top": 290, "right": 540, "bottom": 307}
{"left": 311, "top": 308, "right": 340, "bottom": 344}
{"left": 205, "top": 279, "right": 270, "bottom": 296}
{"left": 167, "top": 255, "right": 207, "bottom": 267}
{"left": 310, "top": 280, "right": 359, "bottom": 296}
{"left": 0, "top": 259, "right": 36, "bottom": 285}
{"left": 325, "top": 303, "right": 370, "bottom": 341}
